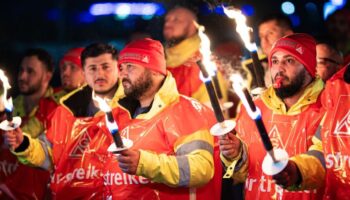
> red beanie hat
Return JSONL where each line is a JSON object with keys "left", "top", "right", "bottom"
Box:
{"left": 60, "top": 47, "right": 84, "bottom": 69}
{"left": 119, "top": 38, "right": 166, "bottom": 75}
{"left": 269, "top": 33, "right": 316, "bottom": 77}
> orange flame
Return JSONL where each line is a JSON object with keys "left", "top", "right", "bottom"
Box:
{"left": 223, "top": 6, "right": 257, "bottom": 52}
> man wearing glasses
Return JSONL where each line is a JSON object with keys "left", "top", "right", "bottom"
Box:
{"left": 316, "top": 42, "right": 343, "bottom": 82}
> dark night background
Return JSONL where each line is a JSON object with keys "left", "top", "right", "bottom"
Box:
{"left": 0, "top": 0, "right": 348, "bottom": 95}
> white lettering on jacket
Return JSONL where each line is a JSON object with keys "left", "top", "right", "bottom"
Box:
{"left": 0, "top": 160, "right": 18, "bottom": 176}
{"left": 51, "top": 164, "right": 150, "bottom": 185}
{"left": 245, "top": 176, "right": 317, "bottom": 194}
{"left": 326, "top": 152, "right": 350, "bottom": 169}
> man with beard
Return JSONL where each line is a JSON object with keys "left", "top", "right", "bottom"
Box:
{"left": 109, "top": 38, "right": 221, "bottom": 199}
{"left": 219, "top": 33, "right": 325, "bottom": 199}
{"left": 3, "top": 43, "right": 124, "bottom": 199}
{"left": 272, "top": 64, "right": 350, "bottom": 200}
{"left": 15, "top": 48, "right": 57, "bottom": 138}
{"left": 0, "top": 48, "right": 55, "bottom": 199}
{"left": 163, "top": 6, "right": 227, "bottom": 105}
{"left": 53, "top": 47, "right": 86, "bottom": 103}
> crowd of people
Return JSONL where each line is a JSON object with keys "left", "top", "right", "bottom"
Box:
{"left": 0, "top": 5, "right": 349, "bottom": 200}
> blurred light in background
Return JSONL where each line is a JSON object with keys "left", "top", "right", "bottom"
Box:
{"left": 79, "top": 11, "right": 95, "bottom": 23}
{"left": 331, "top": 0, "right": 346, "bottom": 6}
{"left": 289, "top": 14, "right": 301, "bottom": 26}
{"left": 200, "top": 5, "right": 255, "bottom": 16}
{"left": 323, "top": 0, "right": 347, "bottom": 19}
{"left": 281, "top": 1, "right": 295, "bottom": 15}
{"left": 241, "top": 5, "right": 255, "bottom": 16}
{"left": 305, "top": 2, "right": 318, "bottom": 12}
{"left": 90, "top": 2, "right": 165, "bottom": 20}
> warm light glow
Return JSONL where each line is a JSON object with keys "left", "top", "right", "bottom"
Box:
{"left": 196, "top": 23, "right": 217, "bottom": 81}
{"left": 92, "top": 90, "right": 111, "bottom": 112}
{"left": 92, "top": 90, "right": 119, "bottom": 131}
{"left": 230, "top": 74, "right": 260, "bottom": 119}
{"left": 223, "top": 6, "right": 257, "bottom": 52}
{"left": 0, "top": 69, "right": 13, "bottom": 111}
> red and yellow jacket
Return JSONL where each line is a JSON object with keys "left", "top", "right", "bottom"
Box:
{"left": 166, "top": 35, "right": 228, "bottom": 105}
{"left": 109, "top": 72, "right": 221, "bottom": 200}
{"left": 51, "top": 87, "right": 69, "bottom": 104}
{"left": 14, "top": 87, "right": 58, "bottom": 138}
{"left": 1, "top": 87, "right": 58, "bottom": 199}
{"left": 12, "top": 74, "right": 221, "bottom": 200}
{"left": 320, "top": 66, "right": 350, "bottom": 200}
{"left": 222, "top": 78, "right": 325, "bottom": 200}
{"left": 12, "top": 84, "right": 124, "bottom": 199}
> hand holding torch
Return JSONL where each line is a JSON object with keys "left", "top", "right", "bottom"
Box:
{"left": 231, "top": 74, "right": 288, "bottom": 175}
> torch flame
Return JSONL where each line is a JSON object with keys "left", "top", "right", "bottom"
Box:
{"left": 92, "top": 90, "right": 111, "bottom": 112}
{"left": 223, "top": 6, "right": 257, "bottom": 52}
{"left": 195, "top": 22, "right": 217, "bottom": 80}
{"left": 0, "top": 69, "right": 13, "bottom": 111}
{"left": 230, "top": 74, "right": 260, "bottom": 119}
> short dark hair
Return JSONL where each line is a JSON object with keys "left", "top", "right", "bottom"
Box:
{"left": 81, "top": 43, "right": 118, "bottom": 67}
{"left": 22, "top": 48, "right": 54, "bottom": 72}
{"left": 258, "top": 13, "right": 293, "bottom": 31}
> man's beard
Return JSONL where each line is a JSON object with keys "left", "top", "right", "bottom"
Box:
{"left": 274, "top": 69, "right": 307, "bottom": 99}
{"left": 123, "top": 70, "right": 153, "bottom": 100}
{"left": 19, "top": 79, "right": 42, "bottom": 96}
{"left": 165, "top": 35, "right": 188, "bottom": 48}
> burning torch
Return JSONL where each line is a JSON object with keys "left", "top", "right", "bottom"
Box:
{"left": 0, "top": 69, "right": 21, "bottom": 131}
{"left": 223, "top": 6, "right": 266, "bottom": 95}
{"left": 196, "top": 25, "right": 236, "bottom": 136}
{"left": 230, "top": 74, "right": 288, "bottom": 175}
{"left": 92, "top": 91, "right": 132, "bottom": 153}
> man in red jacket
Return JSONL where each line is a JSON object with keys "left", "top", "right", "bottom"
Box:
{"left": 3, "top": 43, "right": 122, "bottom": 199}
{"left": 219, "top": 33, "right": 325, "bottom": 199}
{"left": 52, "top": 47, "right": 86, "bottom": 103}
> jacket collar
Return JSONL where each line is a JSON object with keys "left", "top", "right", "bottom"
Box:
{"left": 260, "top": 77, "right": 324, "bottom": 115}
{"left": 118, "top": 72, "right": 179, "bottom": 119}
{"left": 61, "top": 82, "right": 123, "bottom": 117}
{"left": 165, "top": 35, "right": 200, "bottom": 67}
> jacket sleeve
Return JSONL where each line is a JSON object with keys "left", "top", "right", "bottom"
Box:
{"left": 290, "top": 127, "right": 325, "bottom": 190}
{"left": 221, "top": 137, "right": 249, "bottom": 184}
{"left": 136, "top": 129, "right": 214, "bottom": 188}
{"left": 11, "top": 132, "right": 54, "bottom": 171}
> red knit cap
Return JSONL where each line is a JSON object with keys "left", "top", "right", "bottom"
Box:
{"left": 119, "top": 38, "right": 166, "bottom": 75}
{"left": 60, "top": 47, "right": 84, "bottom": 69}
{"left": 268, "top": 33, "right": 317, "bottom": 77}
